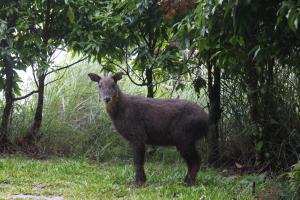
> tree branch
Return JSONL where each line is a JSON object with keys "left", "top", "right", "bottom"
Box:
{"left": 138, "top": 25, "right": 150, "bottom": 48}
{"left": 105, "top": 56, "right": 146, "bottom": 87}
{"left": 45, "top": 68, "right": 68, "bottom": 87}
{"left": 125, "top": 47, "right": 146, "bottom": 84}
{"left": 13, "top": 90, "right": 38, "bottom": 101}
{"left": 129, "top": 28, "right": 142, "bottom": 49}
{"left": 104, "top": 57, "right": 127, "bottom": 73}
{"left": 31, "top": 64, "right": 39, "bottom": 88}
{"left": 46, "top": 56, "right": 88, "bottom": 76}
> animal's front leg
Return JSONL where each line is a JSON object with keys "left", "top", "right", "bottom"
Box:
{"left": 132, "top": 142, "right": 146, "bottom": 187}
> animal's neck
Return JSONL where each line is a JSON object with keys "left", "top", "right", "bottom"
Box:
{"left": 105, "top": 89, "right": 125, "bottom": 117}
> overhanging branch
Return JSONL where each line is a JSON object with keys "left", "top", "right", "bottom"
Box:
{"left": 45, "top": 68, "right": 68, "bottom": 87}
{"left": 46, "top": 56, "right": 88, "bottom": 76}
{"left": 13, "top": 90, "right": 38, "bottom": 101}
{"left": 105, "top": 57, "right": 146, "bottom": 87}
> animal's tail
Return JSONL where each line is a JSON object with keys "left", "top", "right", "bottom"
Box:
{"left": 197, "top": 111, "right": 209, "bottom": 139}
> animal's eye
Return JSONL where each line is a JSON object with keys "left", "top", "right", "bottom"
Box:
{"left": 99, "top": 83, "right": 102, "bottom": 88}
{"left": 112, "top": 83, "right": 116, "bottom": 88}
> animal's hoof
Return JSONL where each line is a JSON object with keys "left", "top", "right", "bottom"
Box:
{"left": 135, "top": 173, "right": 146, "bottom": 188}
{"left": 184, "top": 180, "right": 195, "bottom": 187}
{"left": 184, "top": 176, "right": 195, "bottom": 187}
{"left": 135, "top": 180, "right": 145, "bottom": 188}
{"left": 186, "top": 182, "right": 195, "bottom": 187}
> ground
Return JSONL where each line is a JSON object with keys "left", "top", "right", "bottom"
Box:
{"left": 0, "top": 155, "right": 289, "bottom": 200}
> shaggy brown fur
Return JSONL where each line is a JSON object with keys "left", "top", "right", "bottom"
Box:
{"left": 88, "top": 72, "right": 209, "bottom": 187}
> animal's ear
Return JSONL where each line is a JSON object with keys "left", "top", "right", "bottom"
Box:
{"left": 113, "top": 72, "right": 123, "bottom": 82}
{"left": 88, "top": 73, "right": 101, "bottom": 82}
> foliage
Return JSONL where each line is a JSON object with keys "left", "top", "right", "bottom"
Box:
{"left": 0, "top": 0, "right": 28, "bottom": 95}
{"left": 174, "top": 0, "right": 300, "bottom": 168}
{"left": 288, "top": 162, "right": 300, "bottom": 196}
{"left": 0, "top": 0, "right": 74, "bottom": 80}
{"left": 0, "top": 0, "right": 96, "bottom": 143}
{"left": 68, "top": 0, "right": 197, "bottom": 97}
{"left": 160, "top": 0, "right": 195, "bottom": 19}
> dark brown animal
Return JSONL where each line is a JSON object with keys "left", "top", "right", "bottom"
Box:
{"left": 88, "top": 72, "right": 208, "bottom": 187}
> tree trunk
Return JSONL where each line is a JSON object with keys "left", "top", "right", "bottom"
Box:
{"left": 261, "top": 60, "right": 278, "bottom": 165}
{"left": 145, "top": 67, "right": 158, "bottom": 155}
{"left": 245, "top": 58, "right": 263, "bottom": 164}
{"left": 146, "top": 68, "right": 154, "bottom": 98}
{"left": 24, "top": 0, "right": 50, "bottom": 145}
{"left": 27, "top": 73, "right": 46, "bottom": 144}
{"left": 246, "top": 59, "right": 261, "bottom": 124}
{"left": 0, "top": 56, "right": 13, "bottom": 150}
{"left": 207, "top": 62, "right": 221, "bottom": 165}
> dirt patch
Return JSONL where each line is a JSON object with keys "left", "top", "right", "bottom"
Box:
{"left": 0, "top": 183, "right": 13, "bottom": 189}
{"left": 10, "top": 194, "right": 64, "bottom": 200}
{"left": 32, "top": 183, "right": 50, "bottom": 191}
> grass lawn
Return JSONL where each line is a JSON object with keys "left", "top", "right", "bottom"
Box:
{"left": 0, "top": 155, "right": 291, "bottom": 200}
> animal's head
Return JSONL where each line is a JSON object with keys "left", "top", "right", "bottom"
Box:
{"left": 88, "top": 72, "right": 123, "bottom": 104}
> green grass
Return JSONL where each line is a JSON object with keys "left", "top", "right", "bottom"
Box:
{"left": 0, "top": 155, "right": 288, "bottom": 200}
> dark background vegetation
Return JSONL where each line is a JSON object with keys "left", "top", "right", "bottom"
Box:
{"left": 0, "top": 0, "right": 299, "bottom": 195}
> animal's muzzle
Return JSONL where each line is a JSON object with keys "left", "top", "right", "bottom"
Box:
{"left": 104, "top": 97, "right": 111, "bottom": 103}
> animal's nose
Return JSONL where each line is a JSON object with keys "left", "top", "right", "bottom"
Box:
{"left": 104, "top": 97, "right": 111, "bottom": 103}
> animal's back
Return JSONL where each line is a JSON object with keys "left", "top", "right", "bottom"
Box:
{"left": 125, "top": 95, "right": 208, "bottom": 145}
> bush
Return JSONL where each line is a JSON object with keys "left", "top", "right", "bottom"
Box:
{"left": 289, "top": 162, "right": 300, "bottom": 197}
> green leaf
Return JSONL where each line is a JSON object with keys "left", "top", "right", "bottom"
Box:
{"left": 67, "top": 6, "right": 75, "bottom": 24}
{"left": 193, "top": 76, "right": 206, "bottom": 94}
{"left": 256, "top": 141, "right": 263, "bottom": 151}
{"left": 12, "top": 81, "right": 21, "bottom": 96}
{"left": 175, "top": 83, "right": 185, "bottom": 91}
{"left": 253, "top": 46, "right": 261, "bottom": 60}
{"left": 14, "top": 62, "right": 27, "bottom": 71}
{"left": 293, "top": 162, "right": 300, "bottom": 171}
{"left": 294, "top": 17, "right": 298, "bottom": 30}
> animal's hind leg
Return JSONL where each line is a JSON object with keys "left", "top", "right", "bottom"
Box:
{"left": 132, "top": 142, "right": 146, "bottom": 187}
{"left": 176, "top": 143, "right": 200, "bottom": 186}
